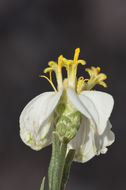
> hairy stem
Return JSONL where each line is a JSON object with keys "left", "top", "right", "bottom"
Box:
{"left": 48, "top": 132, "right": 75, "bottom": 190}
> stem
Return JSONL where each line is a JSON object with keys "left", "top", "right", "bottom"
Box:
{"left": 48, "top": 133, "right": 60, "bottom": 190}
{"left": 48, "top": 133, "right": 67, "bottom": 190}
{"left": 48, "top": 133, "right": 75, "bottom": 190}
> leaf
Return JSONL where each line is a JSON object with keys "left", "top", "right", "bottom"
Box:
{"left": 60, "top": 149, "right": 75, "bottom": 190}
{"left": 40, "top": 177, "right": 46, "bottom": 190}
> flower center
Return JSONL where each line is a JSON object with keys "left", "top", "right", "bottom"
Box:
{"left": 40, "top": 48, "right": 107, "bottom": 93}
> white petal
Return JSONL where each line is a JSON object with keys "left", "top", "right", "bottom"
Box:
{"left": 20, "top": 116, "right": 54, "bottom": 150}
{"left": 67, "top": 118, "right": 115, "bottom": 163}
{"left": 80, "top": 90, "right": 114, "bottom": 134}
{"left": 94, "top": 120, "right": 115, "bottom": 155}
{"left": 19, "top": 89, "right": 62, "bottom": 150}
{"left": 68, "top": 116, "right": 96, "bottom": 163}
{"left": 67, "top": 88, "right": 98, "bottom": 127}
{"left": 67, "top": 88, "right": 114, "bottom": 135}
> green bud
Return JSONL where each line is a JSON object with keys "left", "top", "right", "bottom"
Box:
{"left": 54, "top": 91, "right": 82, "bottom": 142}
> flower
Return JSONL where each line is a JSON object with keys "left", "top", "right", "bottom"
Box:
{"left": 19, "top": 48, "right": 115, "bottom": 163}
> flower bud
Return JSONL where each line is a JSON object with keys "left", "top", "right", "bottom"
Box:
{"left": 54, "top": 91, "right": 82, "bottom": 142}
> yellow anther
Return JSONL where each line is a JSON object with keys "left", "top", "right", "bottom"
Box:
{"left": 74, "top": 48, "right": 80, "bottom": 62}
{"left": 48, "top": 61, "right": 57, "bottom": 67}
{"left": 40, "top": 75, "right": 57, "bottom": 92}
{"left": 58, "top": 55, "right": 63, "bottom": 59}
{"left": 97, "top": 67, "right": 101, "bottom": 73}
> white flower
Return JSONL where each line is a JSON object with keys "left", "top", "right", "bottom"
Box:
{"left": 19, "top": 48, "right": 115, "bottom": 163}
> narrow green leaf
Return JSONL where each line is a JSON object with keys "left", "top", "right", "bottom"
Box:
{"left": 40, "top": 177, "right": 46, "bottom": 190}
{"left": 60, "top": 149, "right": 75, "bottom": 190}
{"left": 58, "top": 140, "right": 67, "bottom": 190}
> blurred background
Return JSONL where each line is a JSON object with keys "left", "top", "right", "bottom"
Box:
{"left": 0, "top": 0, "right": 126, "bottom": 189}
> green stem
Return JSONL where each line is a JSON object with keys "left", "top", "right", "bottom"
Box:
{"left": 48, "top": 133, "right": 68, "bottom": 190}
{"left": 48, "top": 132, "right": 60, "bottom": 190}
{"left": 48, "top": 133, "right": 75, "bottom": 190}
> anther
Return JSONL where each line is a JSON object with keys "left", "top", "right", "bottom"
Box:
{"left": 97, "top": 67, "right": 101, "bottom": 73}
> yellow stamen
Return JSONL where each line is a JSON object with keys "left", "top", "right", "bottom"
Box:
{"left": 57, "top": 55, "right": 63, "bottom": 89}
{"left": 40, "top": 75, "right": 57, "bottom": 92}
{"left": 63, "top": 48, "right": 86, "bottom": 89}
{"left": 74, "top": 48, "right": 80, "bottom": 62}
{"left": 43, "top": 55, "right": 64, "bottom": 90}
{"left": 57, "top": 55, "right": 63, "bottom": 74}
{"left": 49, "top": 72, "right": 52, "bottom": 82}
{"left": 76, "top": 76, "right": 85, "bottom": 94}
{"left": 44, "top": 67, "right": 54, "bottom": 73}
{"left": 76, "top": 60, "right": 86, "bottom": 65}
{"left": 84, "top": 79, "right": 89, "bottom": 82}
{"left": 48, "top": 61, "right": 57, "bottom": 67}
{"left": 85, "top": 67, "right": 107, "bottom": 90}
{"left": 41, "top": 48, "right": 107, "bottom": 92}
{"left": 58, "top": 55, "right": 63, "bottom": 65}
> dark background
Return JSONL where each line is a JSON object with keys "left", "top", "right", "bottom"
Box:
{"left": 0, "top": 0, "right": 126, "bottom": 189}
